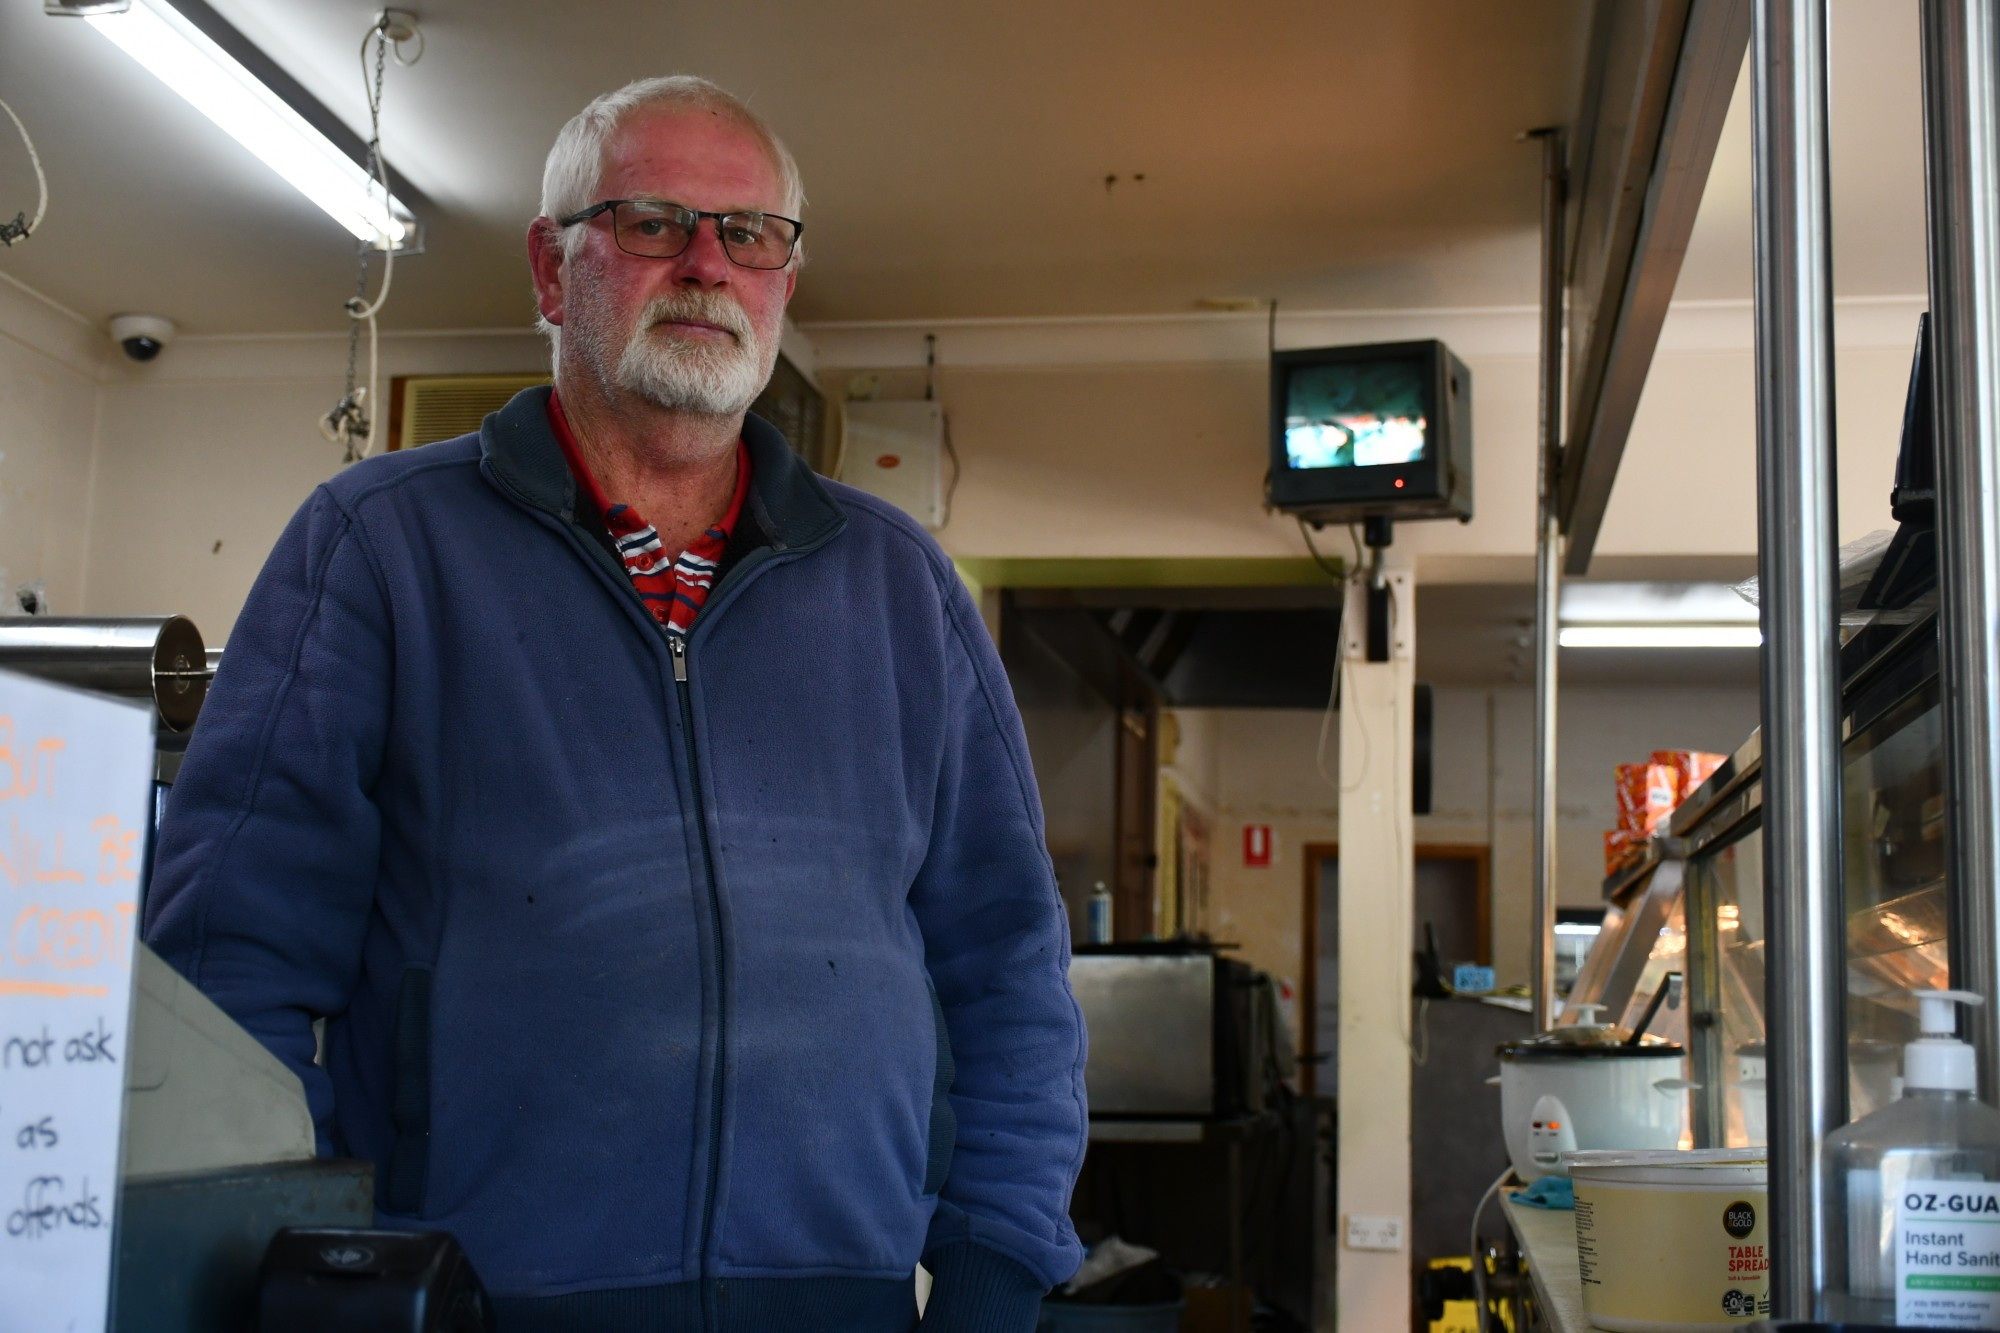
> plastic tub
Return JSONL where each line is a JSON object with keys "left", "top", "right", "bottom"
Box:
{"left": 1036, "top": 1300, "right": 1186, "bottom": 1332}
{"left": 1567, "top": 1148, "right": 1770, "bottom": 1331}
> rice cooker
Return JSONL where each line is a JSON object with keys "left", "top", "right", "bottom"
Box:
{"left": 1496, "top": 1019, "right": 1686, "bottom": 1182}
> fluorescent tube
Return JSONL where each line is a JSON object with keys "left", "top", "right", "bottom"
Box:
{"left": 84, "top": 0, "right": 413, "bottom": 247}
{"left": 1558, "top": 625, "right": 1764, "bottom": 649}
{"left": 1559, "top": 582, "right": 1759, "bottom": 626}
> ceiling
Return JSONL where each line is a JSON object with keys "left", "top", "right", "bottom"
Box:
{"left": 0, "top": 2, "right": 1932, "bottom": 336}
{"left": 1673, "top": 0, "right": 1928, "bottom": 302}
{"left": 0, "top": 0, "right": 1594, "bottom": 335}
{"left": 0, "top": 0, "right": 1928, "bottom": 688}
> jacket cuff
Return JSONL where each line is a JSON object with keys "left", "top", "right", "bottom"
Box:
{"left": 921, "top": 1241, "right": 1047, "bottom": 1333}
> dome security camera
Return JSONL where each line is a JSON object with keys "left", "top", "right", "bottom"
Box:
{"left": 109, "top": 314, "right": 176, "bottom": 362}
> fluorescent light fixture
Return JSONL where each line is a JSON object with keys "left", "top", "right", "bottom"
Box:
{"left": 1555, "top": 582, "right": 1761, "bottom": 649}
{"left": 82, "top": 0, "right": 414, "bottom": 248}
{"left": 1559, "top": 625, "right": 1764, "bottom": 649}
{"left": 1552, "top": 922, "right": 1602, "bottom": 937}
{"left": 1560, "top": 581, "right": 1759, "bottom": 626}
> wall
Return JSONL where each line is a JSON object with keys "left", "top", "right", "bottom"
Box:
{"left": 0, "top": 277, "right": 104, "bottom": 614}
{"left": 1184, "top": 683, "right": 1761, "bottom": 995}
{"left": 810, "top": 298, "right": 1926, "bottom": 580}
{"left": 79, "top": 332, "right": 551, "bottom": 643}
{"left": 0, "top": 290, "right": 1928, "bottom": 643}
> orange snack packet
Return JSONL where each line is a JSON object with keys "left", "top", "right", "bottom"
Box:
{"left": 1616, "top": 763, "right": 1678, "bottom": 834}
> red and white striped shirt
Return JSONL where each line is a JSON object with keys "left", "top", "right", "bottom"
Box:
{"left": 548, "top": 390, "right": 751, "bottom": 638}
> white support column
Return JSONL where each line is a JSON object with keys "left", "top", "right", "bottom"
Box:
{"left": 1335, "top": 557, "right": 1416, "bottom": 1332}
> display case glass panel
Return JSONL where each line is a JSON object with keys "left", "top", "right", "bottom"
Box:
{"left": 1840, "top": 676, "right": 1947, "bottom": 1120}
{"left": 1669, "top": 640, "right": 1947, "bottom": 1148}
{"left": 1688, "top": 823, "right": 1766, "bottom": 1146}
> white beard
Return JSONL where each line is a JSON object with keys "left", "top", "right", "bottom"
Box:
{"left": 599, "top": 291, "right": 773, "bottom": 417}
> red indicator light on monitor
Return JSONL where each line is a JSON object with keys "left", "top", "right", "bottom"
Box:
{"left": 1394, "top": 477, "right": 1405, "bottom": 489}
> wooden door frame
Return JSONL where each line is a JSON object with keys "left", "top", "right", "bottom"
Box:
{"left": 1297, "top": 841, "right": 1492, "bottom": 1098}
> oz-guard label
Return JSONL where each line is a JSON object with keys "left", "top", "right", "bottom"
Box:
{"left": 1897, "top": 1182, "right": 2000, "bottom": 1328}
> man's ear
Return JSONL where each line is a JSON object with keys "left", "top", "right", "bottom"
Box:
{"left": 527, "top": 218, "right": 566, "bottom": 327}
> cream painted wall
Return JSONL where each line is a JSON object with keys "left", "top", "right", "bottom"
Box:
{"left": 1185, "top": 683, "right": 1761, "bottom": 998}
{"left": 0, "top": 292, "right": 1925, "bottom": 645}
{"left": 822, "top": 301, "right": 1923, "bottom": 578}
{"left": 79, "top": 332, "right": 549, "bottom": 643}
{"left": 0, "top": 279, "right": 104, "bottom": 613}
{"left": 62, "top": 335, "right": 1932, "bottom": 649}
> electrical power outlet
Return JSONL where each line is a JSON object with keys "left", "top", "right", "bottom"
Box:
{"left": 1344, "top": 1214, "right": 1406, "bottom": 1251}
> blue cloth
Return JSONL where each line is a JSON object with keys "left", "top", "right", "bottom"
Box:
{"left": 1511, "top": 1176, "right": 1576, "bottom": 1210}
{"left": 144, "top": 389, "right": 1086, "bottom": 1329}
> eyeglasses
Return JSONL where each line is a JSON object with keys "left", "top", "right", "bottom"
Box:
{"left": 558, "top": 199, "right": 804, "bottom": 270}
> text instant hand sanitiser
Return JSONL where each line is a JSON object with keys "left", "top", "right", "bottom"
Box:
{"left": 1825, "top": 990, "right": 2000, "bottom": 1327}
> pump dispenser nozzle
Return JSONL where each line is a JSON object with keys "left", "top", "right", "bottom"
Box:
{"left": 1906, "top": 988, "right": 1986, "bottom": 1093}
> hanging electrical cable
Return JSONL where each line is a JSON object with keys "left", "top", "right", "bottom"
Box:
{"left": 925, "top": 333, "right": 963, "bottom": 528}
{"left": 0, "top": 96, "right": 49, "bottom": 247}
{"left": 320, "top": 10, "right": 421, "bottom": 463}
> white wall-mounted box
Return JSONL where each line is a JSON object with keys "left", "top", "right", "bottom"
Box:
{"left": 838, "top": 400, "right": 945, "bottom": 530}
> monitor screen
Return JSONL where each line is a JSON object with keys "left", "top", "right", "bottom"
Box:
{"left": 1282, "top": 358, "right": 1429, "bottom": 470}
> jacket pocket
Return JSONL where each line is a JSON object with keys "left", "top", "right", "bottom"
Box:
{"left": 922, "top": 974, "right": 957, "bottom": 1196}
{"left": 381, "top": 964, "right": 434, "bottom": 1214}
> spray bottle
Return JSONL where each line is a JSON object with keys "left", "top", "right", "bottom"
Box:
{"left": 1088, "top": 881, "right": 1113, "bottom": 945}
{"left": 1824, "top": 989, "right": 2000, "bottom": 1326}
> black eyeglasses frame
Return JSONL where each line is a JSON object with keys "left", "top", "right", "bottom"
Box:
{"left": 557, "top": 199, "right": 804, "bottom": 270}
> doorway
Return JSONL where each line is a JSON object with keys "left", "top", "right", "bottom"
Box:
{"left": 1297, "top": 843, "right": 1490, "bottom": 1098}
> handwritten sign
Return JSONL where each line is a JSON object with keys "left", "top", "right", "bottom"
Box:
{"left": 0, "top": 668, "right": 154, "bottom": 1333}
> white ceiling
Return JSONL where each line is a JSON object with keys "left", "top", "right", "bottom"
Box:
{"left": 0, "top": 0, "right": 1595, "bottom": 335}
{"left": 0, "top": 2, "right": 1935, "bottom": 339}
{"left": 1675, "top": 0, "right": 1928, "bottom": 302}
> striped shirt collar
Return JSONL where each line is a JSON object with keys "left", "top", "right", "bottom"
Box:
{"left": 546, "top": 388, "right": 752, "bottom": 635}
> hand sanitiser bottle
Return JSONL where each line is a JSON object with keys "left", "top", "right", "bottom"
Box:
{"left": 1824, "top": 989, "right": 2000, "bottom": 1327}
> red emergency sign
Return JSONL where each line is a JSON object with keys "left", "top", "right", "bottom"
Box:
{"left": 1243, "top": 824, "right": 1273, "bottom": 868}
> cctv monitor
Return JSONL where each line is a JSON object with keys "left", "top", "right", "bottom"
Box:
{"left": 1267, "top": 339, "right": 1472, "bottom": 524}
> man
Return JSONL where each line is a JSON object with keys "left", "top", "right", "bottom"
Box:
{"left": 145, "top": 76, "right": 1087, "bottom": 1332}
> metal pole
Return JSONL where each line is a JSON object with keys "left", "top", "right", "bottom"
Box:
{"left": 1922, "top": 0, "right": 2000, "bottom": 1103}
{"left": 1530, "top": 128, "right": 1565, "bottom": 1033}
{"left": 1750, "top": 0, "right": 1846, "bottom": 1316}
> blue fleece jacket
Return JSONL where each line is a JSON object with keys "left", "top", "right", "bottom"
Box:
{"left": 143, "top": 388, "right": 1087, "bottom": 1331}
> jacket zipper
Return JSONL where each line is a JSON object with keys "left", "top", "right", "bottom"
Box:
{"left": 504, "top": 478, "right": 839, "bottom": 1313}
{"left": 670, "top": 630, "right": 726, "bottom": 1324}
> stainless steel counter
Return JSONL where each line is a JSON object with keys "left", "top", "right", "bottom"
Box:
{"left": 1501, "top": 1192, "right": 1594, "bottom": 1333}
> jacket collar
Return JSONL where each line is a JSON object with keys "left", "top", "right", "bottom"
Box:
{"left": 480, "top": 385, "right": 846, "bottom": 556}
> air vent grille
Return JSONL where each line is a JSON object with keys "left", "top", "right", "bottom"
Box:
{"left": 395, "top": 374, "right": 550, "bottom": 450}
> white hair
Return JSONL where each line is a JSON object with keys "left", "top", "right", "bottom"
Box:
{"left": 541, "top": 75, "right": 804, "bottom": 258}
{"left": 534, "top": 76, "right": 805, "bottom": 363}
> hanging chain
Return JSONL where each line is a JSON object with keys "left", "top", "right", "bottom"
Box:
{"left": 326, "top": 26, "right": 392, "bottom": 462}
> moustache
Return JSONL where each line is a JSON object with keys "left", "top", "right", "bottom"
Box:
{"left": 637, "top": 293, "right": 753, "bottom": 344}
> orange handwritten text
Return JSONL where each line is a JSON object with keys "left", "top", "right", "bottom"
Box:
{"left": 7, "top": 901, "right": 136, "bottom": 974}
{"left": 0, "top": 980, "right": 109, "bottom": 999}
{"left": 0, "top": 820, "right": 86, "bottom": 889}
{"left": 90, "top": 815, "right": 138, "bottom": 885}
{"left": 0, "top": 717, "right": 65, "bottom": 801}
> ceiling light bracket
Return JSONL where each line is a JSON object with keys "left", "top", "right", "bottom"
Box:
{"left": 374, "top": 9, "right": 423, "bottom": 65}
{"left": 375, "top": 9, "right": 419, "bottom": 43}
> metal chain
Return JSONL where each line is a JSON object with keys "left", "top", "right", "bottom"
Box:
{"left": 329, "top": 27, "right": 391, "bottom": 461}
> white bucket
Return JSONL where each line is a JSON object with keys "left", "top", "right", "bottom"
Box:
{"left": 1565, "top": 1149, "right": 1770, "bottom": 1331}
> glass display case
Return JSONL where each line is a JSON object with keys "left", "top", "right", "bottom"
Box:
{"left": 1565, "top": 613, "right": 1949, "bottom": 1150}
